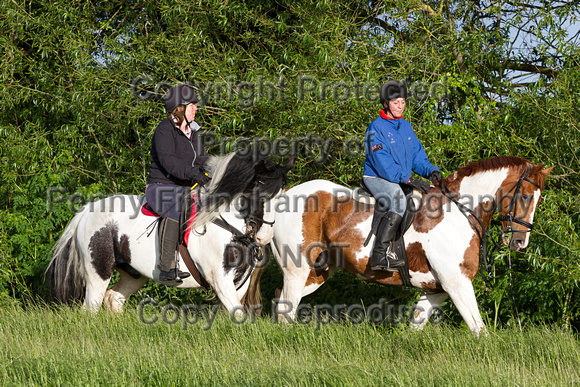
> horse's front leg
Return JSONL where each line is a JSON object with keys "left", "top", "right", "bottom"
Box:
{"left": 199, "top": 251, "right": 246, "bottom": 320}
{"left": 429, "top": 256, "right": 487, "bottom": 336}
{"left": 209, "top": 270, "right": 246, "bottom": 321}
{"left": 443, "top": 277, "right": 487, "bottom": 336}
{"left": 410, "top": 291, "right": 448, "bottom": 330}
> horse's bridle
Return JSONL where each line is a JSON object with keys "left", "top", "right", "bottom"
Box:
{"left": 210, "top": 177, "right": 280, "bottom": 290}
{"left": 440, "top": 167, "right": 540, "bottom": 282}
{"left": 215, "top": 185, "right": 276, "bottom": 244}
{"left": 243, "top": 176, "right": 279, "bottom": 235}
{"left": 496, "top": 169, "right": 540, "bottom": 235}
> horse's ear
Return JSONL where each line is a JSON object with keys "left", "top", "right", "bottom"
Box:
{"left": 283, "top": 157, "right": 297, "bottom": 172}
{"left": 255, "top": 159, "right": 269, "bottom": 173}
{"left": 540, "top": 165, "right": 555, "bottom": 176}
{"left": 529, "top": 164, "right": 544, "bottom": 175}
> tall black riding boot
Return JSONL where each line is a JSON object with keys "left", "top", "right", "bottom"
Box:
{"left": 158, "top": 217, "right": 190, "bottom": 283}
{"left": 370, "top": 212, "right": 404, "bottom": 272}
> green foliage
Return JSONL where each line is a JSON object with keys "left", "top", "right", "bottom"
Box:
{"left": 0, "top": 0, "right": 579, "bottom": 329}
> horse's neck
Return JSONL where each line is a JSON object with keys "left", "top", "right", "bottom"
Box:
{"left": 453, "top": 168, "right": 509, "bottom": 216}
{"left": 193, "top": 191, "right": 240, "bottom": 229}
{"left": 219, "top": 207, "right": 247, "bottom": 229}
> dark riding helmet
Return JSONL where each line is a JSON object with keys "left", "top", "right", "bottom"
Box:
{"left": 379, "top": 80, "right": 408, "bottom": 105}
{"left": 164, "top": 85, "right": 199, "bottom": 113}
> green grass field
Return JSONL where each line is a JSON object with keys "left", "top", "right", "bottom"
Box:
{"left": 1, "top": 304, "right": 578, "bottom": 386}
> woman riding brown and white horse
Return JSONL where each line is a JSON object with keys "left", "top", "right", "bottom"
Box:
{"left": 271, "top": 156, "right": 552, "bottom": 336}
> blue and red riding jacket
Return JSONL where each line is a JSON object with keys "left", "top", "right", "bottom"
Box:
{"left": 363, "top": 110, "right": 439, "bottom": 183}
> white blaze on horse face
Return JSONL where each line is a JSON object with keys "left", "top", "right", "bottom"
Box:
{"left": 520, "top": 189, "right": 541, "bottom": 249}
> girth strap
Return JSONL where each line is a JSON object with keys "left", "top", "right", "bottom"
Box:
{"left": 178, "top": 244, "right": 210, "bottom": 288}
{"left": 175, "top": 217, "right": 247, "bottom": 290}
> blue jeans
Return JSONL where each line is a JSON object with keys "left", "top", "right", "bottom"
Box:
{"left": 362, "top": 176, "right": 406, "bottom": 216}
{"left": 145, "top": 183, "right": 189, "bottom": 221}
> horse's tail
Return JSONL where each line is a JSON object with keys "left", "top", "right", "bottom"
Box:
{"left": 242, "top": 265, "right": 264, "bottom": 316}
{"left": 45, "top": 208, "right": 88, "bottom": 304}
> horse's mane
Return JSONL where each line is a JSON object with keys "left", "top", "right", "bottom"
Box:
{"left": 193, "top": 151, "right": 248, "bottom": 228}
{"left": 448, "top": 156, "right": 532, "bottom": 183}
{"left": 193, "top": 150, "right": 282, "bottom": 228}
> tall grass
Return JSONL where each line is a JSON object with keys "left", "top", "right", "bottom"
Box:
{"left": 1, "top": 304, "right": 578, "bottom": 386}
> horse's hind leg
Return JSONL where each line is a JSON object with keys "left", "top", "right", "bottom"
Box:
{"left": 83, "top": 270, "right": 112, "bottom": 313}
{"left": 275, "top": 267, "right": 312, "bottom": 323}
{"left": 273, "top": 246, "right": 332, "bottom": 323}
{"left": 78, "top": 219, "right": 125, "bottom": 313}
{"left": 270, "top": 239, "right": 310, "bottom": 322}
{"left": 410, "top": 291, "right": 448, "bottom": 330}
{"left": 103, "top": 270, "right": 148, "bottom": 313}
{"left": 79, "top": 244, "right": 112, "bottom": 312}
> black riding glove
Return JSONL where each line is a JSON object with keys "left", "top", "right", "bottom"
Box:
{"left": 407, "top": 178, "right": 430, "bottom": 194}
{"left": 429, "top": 171, "right": 441, "bottom": 184}
{"left": 194, "top": 172, "right": 210, "bottom": 186}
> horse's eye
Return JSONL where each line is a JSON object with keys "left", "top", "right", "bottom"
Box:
{"left": 521, "top": 194, "right": 529, "bottom": 201}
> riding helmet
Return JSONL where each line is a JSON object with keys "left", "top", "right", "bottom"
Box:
{"left": 164, "top": 85, "right": 199, "bottom": 113}
{"left": 379, "top": 80, "right": 408, "bottom": 105}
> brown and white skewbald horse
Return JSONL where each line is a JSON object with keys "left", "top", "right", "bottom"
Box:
{"left": 270, "top": 156, "right": 553, "bottom": 336}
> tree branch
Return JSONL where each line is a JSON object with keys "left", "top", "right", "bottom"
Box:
{"left": 415, "top": 0, "right": 468, "bottom": 74}
{"left": 373, "top": 17, "right": 410, "bottom": 41}
{"left": 504, "top": 61, "right": 558, "bottom": 77}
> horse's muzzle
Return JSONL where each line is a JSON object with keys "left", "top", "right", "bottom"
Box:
{"left": 509, "top": 237, "right": 527, "bottom": 251}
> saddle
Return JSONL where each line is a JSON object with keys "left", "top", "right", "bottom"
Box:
{"left": 140, "top": 191, "right": 198, "bottom": 247}
{"left": 356, "top": 180, "right": 420, "bottom": 287}
{"left": 138, "top": 191, "right": 258, "bottom": 290}
{"left": 131, "top": 191, "right": 209, "bottom": 287}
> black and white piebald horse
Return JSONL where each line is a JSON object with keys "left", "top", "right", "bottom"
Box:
{"left": 47, "top": 151, "right": 295, "bottom": 315}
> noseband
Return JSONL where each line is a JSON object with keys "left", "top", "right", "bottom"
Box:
{"left": 217, "top": 178, "right": 277, "bottom": 248}
{"left": 244, "top": 177, "right": 278, "bottom": 232}
{"left": 496, "top": 169, "right": 540, "bottom": 235}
